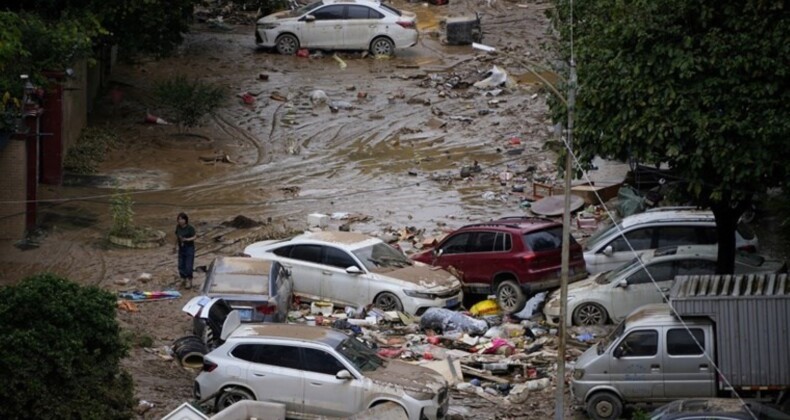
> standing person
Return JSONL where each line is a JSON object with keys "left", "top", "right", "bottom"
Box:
{"left": 174, "top": 212, "right": 196, "bottom": 289}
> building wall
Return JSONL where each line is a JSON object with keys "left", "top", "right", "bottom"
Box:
{"left": 0, "top": 139, "right": 28, "bottom": 239}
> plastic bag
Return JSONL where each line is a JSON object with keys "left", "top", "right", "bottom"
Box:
{"left": 513, "top": 291, "right": 547, "bottom": 319}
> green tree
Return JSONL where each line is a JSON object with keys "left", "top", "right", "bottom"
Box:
{"left": 550, "top": 0, "right": 790, "bottom": 273}
{"left": 0, "top": 273, "right": 135, "bottom": 419}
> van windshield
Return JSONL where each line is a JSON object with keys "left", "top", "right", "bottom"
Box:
{"left": 598, "top": 320, "right": 625, "bottom": 354}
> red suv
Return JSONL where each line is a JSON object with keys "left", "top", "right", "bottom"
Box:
{"left": 411, "top": 217, "right": 588, "bottom": 313}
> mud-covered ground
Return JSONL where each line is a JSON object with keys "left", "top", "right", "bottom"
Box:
{"left": 4, "top": 0, "right": 782, "bottom": 418}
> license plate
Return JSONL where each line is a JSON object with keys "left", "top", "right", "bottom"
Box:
{"left": 445, "top": 297, "right": 459, "bottom": 307}
{"left": 237, "top": 308, "right": 253, "bottom": 322}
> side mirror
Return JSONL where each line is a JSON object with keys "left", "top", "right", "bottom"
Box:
{"left": 603, "top": 245, "right": 614, "bottom": 256}
{"left": 617, "top": 279, "right": 628, "bottom": 288}
{"left": 346, "top": 266, "right": 363, "bottom": 275}
{"left": 435, "top": 249, "right": 444, "bottom": 258}
{"left": 336, "top": 369, "right": 353, "bottom": 380}
{"left": 305, "top": 14, "right": 316, "bottom": 22}
{"left": 613, "top": 346, "right": 624, "bottom": 358}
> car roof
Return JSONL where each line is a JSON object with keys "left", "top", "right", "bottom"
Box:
{"left": 620, "top": 208, "right": 715, "bottom": 229}
{"left": 296, "top": 231, "right": 381, "bottom": 247}
{"left": 641, "top": 244, "right": 719, "bottom": 262}
{"left": 460, "top": 216, "right": 560, "bottom": 232}
{"left": 211, "top": 256, "right": 273, "bottom": 275}
{"left": 624, "top": 303, "right": 709, "bottom": 328}
{"left": 319, "top": 0, "right": 382, "bottom": 6}
{"left": 654, "top": 398, "right": 790, "bottom": 419}
{"left": 228, "top": 323, "right": 348, "bottom": 347}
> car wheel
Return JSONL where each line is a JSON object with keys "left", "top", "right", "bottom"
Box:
{"left": 216, "top": 387, "right": 254, "bottom": 411}
{"left": 276, "top": 34, "right": 299, "bottom": 55}
{"left": 374, "top": 292, "right": 403, "bottom": 312}
{"left": 496, "top": 280, "right": 526, "bottom": 314}
{"left": 586, "top": 391, "right": 623, "bottom": 420}
{"left": 572, "top": 303, "right": 608, "bottom": 326}
{"left": 369, "top": 37, "right": 394, "bottom": 57}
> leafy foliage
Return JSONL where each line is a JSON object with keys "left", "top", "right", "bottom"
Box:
{"left": 549, "top": 0, "right": 790, "bottom": 272}
{"left": 110, "top": 189, "right": 136, "bottom": 238}
{"left": 0, "top": 273, "right": 135, "bottom": 419}
{"left": 64, "top": 127, "right": 119, "bottom": 174}
{"left": 154, "top": 75, "right": 227, "bottom": 130}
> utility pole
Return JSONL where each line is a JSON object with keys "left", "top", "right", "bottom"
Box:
{"left": 554, "top": 58, "right": 576, "bottom": 420}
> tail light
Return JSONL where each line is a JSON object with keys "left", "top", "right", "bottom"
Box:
{"left": 256, "top": 302, "right": 277, "bottom": 315}
{"left": 397, "top": 20, "right": 416, "bottom": 29}
{"left": 737, "top": 245, "right": 756, "bottom": 253}
{"left": 522, "top": 254, "right": 536, "bottom": 264}
{"left": 203, "top": 361, "right": 218, "bottom": 372}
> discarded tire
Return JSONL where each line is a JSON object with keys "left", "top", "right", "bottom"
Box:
{"left": 172, "top": 335, "right": 208, "bottom": 369}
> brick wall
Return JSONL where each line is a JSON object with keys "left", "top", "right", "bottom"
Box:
{"left": 0, "top": 139, "right": 27, "bottom": 239}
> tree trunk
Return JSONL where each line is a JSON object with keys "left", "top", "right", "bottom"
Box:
{"left": 710, "top": 199, "right": 747, "bottom": 274}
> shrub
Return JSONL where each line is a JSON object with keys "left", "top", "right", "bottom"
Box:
{"left": 110, "top": 189, "right": 136, "bottom": 238}
{"left": 64, "top": 127, "right": 119, "bottom": 174}
{"left": 0, "top": 273, "right": 135, "bottom": 419}
{"left": 154, "top": 75, "right": 226, "bottom": 130}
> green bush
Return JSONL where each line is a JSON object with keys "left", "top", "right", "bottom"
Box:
{"left": 154, "top": 75, "right": 226, "bottom": 130}
{"left": 64, "top": 127, "right": 119, "bottom": 175}
{"left": 110, "top": 189, "right": 136, "bottom": 238}
{"left": 0, "top": 273, "right": 135, "bottom": 419}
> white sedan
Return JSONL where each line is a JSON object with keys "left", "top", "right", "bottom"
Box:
{"left": 544, "top": 245, "right": 785, "bottom": 326}
{"left": 243, "top": 231, "right": 463, "bottom": 316}
{"left": 255, "top": 0, "right": 418, "bottom": 56}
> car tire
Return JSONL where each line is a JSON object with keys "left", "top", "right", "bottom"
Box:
{"left": 572, "top": 303, "right": 608, "bottom": 326}
{"left": 496, "top": 280, "right": 526, "bottom": 314}
{"left": 374, "top": 292, "right": 403, "bottom": 312}
{"left": 216, "top": 387, "right": 254, "bottom": 411}
{"left": 276, "top": 34, "right": 299, "bottom": 55}
{"left": 586, "top": 391, "right": 623, "bottom": 420}
{"left": 369, "top": 37, "right": 395, "bottom": 57}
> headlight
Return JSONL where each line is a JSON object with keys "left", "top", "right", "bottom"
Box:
{"left": 404, "top": 388, "right": 435, "bottom": 401}
{"left": 403, "top": 289, "right": 436, "bottom": 299}
{"left": 572, "top": 368, "right": 585, "bottom": 380}
{"left": 257, "top": 22, "right": 279, "bottom": 30}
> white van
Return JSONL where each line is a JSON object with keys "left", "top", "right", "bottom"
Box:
{"left": 583, "top": 208, "right": 758, "bottom": 274}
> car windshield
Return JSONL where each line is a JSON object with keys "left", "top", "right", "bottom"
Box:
{"left": 595, "top": 257, "right": 640, "bottom": 284}
{"left": 598, "top": 320, "right": 625, "bottom": 354}
{"left": 291, "top": 1, "right": 323, "bottom": 17}
{"left": 583, "top": 222, "right": 618, "bottom": 251}
{"left": 352, "top": 242, "right": 413, "bottom": 272}
{"left": 336, "top": 337, "right": 386, "bottom": 372}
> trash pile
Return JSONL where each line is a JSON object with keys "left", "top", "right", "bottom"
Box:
{"left": 285, "top": 296, "right": 613, "bottom": 407}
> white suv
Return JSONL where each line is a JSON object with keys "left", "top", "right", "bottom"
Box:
{"left": 583, "top": 207, "right": 758, "bottom": 274}
{"left": 195, "top": 323, "right": 449, "bottom": 419}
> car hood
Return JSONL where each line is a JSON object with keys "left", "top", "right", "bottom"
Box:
{"left": 548, "top": 274, "right": 602, "bottom": 301}
{"left": 372, "top": 265, "right": 460, "bottom": 291}
{"left": 257, "top": 10, "right": 296, "bottom": 23}
{"left": 365, "top": 360, "right": 446, "bottom": 394}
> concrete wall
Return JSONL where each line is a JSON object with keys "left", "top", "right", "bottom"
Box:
{"left": 0, "top": 139, "right": 28, "bottom": 239}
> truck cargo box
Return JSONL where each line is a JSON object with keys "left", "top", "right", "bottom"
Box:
{"left": 670, "top": 274, "right": 790, "bottom": 388}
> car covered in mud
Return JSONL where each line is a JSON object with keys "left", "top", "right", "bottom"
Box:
{"left": 182, "top": 257, "right": 293, "bottom": 346}
{"left": 243, "top": 231, "right": 463, "bottom": 316}
{"left": 255, "top": 0, "right": 418, "bottom": 56}
{"left": 195, "top": 323, "right": 449, "bottom": 419}
{"left": 649, "top": 398, "right": 790, "bottom": 420}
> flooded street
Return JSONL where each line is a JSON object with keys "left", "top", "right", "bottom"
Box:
{"left": 0, "top": 0, "right": 597, "bottom": 417}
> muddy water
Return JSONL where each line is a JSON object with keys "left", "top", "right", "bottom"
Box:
{"left": 84, "top": 1, "right": 564, "bottom": 240}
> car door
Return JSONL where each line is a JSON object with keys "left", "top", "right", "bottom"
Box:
{"left": 280, "top": 244, "right": 324, "bottom": 301}
{"left": 432, "top": 232, "right": 476, "bottom": 286}
{"left": 236, "top": 343, "right": 305, "bottom": 414}
{"left": 301, "top": 5, "right": 344, "bottom": 49}
{"left": 611, "top": 261, "right": 675, "bottom": 321}
{"left": 662, "top": 326, "right": 715, "bottom": 399}
{"left": 300, "top": 347, "right": 366, "bottom": 417}
{"left": 597, "top": 227, "right": 656, "bottom": 273}
{"left": 609, "top": 329, "right": 664, "bottom": 400}
{"left": 343, "top": 5, "right": 384, "bottom": 49}
{"left": 319, "top": 245, "right": 369, "bottom": 307}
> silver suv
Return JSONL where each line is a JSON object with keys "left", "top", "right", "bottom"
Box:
{"left": 583, "top": 207, "right": 758, "bottom": 274}
{"left": 195, "top": 323, "right": 449, "bottom": 419}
